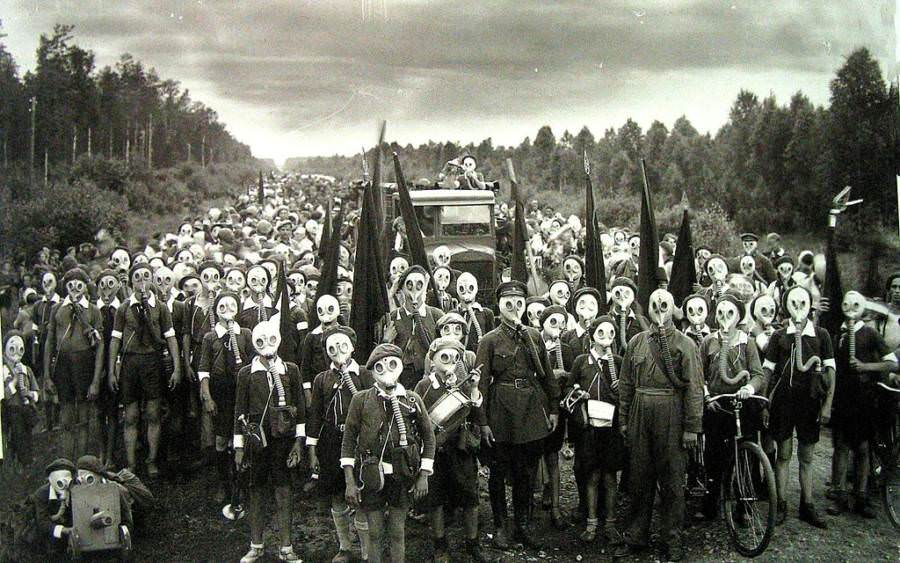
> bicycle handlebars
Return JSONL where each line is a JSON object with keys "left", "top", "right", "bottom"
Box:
{"left": 707, "top": 393, "right": 770, "bottom": 405}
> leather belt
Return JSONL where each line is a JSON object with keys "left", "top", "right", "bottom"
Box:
{"left": 636, "top": 387, "right": 675, "bottom": 396}
{"left": 498, "top": 378, "right": 531, "bottom": 390}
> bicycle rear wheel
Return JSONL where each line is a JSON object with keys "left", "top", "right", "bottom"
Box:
{"left": 722, "top": 441, "right": 777, "bottom": 557}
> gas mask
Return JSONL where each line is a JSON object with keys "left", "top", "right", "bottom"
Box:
{"left": 48, "top": 469, "right": 73, "bottom": 500}
{"left": 97, "top": 276, "right": 121, "bottom": 303}
{"left": 613, "top": 230, "right": 626, "bottom": 245}
{"left": 542, "top": 313, "right": 565, "bottom": 341}
{"left": 433, "top": 267, "right": 451, "bottom": 292}
{"left": 433, "top": 245, "right": 451, "bottom": 268}
{"left": 66, "top": 279, "right": 86, "bottom": 303}
{"left": 462, "top": 156, "right": 477, "bottom": 173}
{"left": 273, "top": 244, "right": 292, "bottom": 264}
{"left": 526, "top": 302, "right": 547, "bottom": 329}
{"left": 785, "top": 286, "right": 811, "bottom": 325}
{"left": 304, "top": 220, "right": 319, "bottom": 240}
{"left": 325, "top": 332, "right": 353, "bottom": 367}
{"left": 42, "top": 272, "right": 58, "bottom": 296}
{"left": 247, "top": 266, "right": 269, "bottom": 296}
{"left": 648, "top": 289, "right": 675, "bottom": 326}
{"left": 305, "top": 279, "right": 319, "bottom": 298}
{"left": 742, "top": 239, "right": 757, "bottom": 255}
{"left": 148, "top": 257, "right": 165, "bottom": 271}
{"left": 225, "top": 269, "right": 247, "bottom": 294}
{"left": 777, "top": 261, "right": 794, "bottom": 282}
{"left": 110, "top": 249, "right": 130, "bottom": 273}
{"left": 5, "top": 335, "right": 25, "bottom": 364}
{"left": 179, "top": 223, "right": 193, "bottom": 239}
{"left": 261, "top": 262, "right": 278, "bottom": 293}
{"left": 739, "top": 256, "right": 756, "bottom": 278}
{"left": 707, "top": 257, "right": 728, "bottom": 283}
{"left": 154, "top": 266, "right": 175, "bottom": 297}
{"left": 372, "top": 354, "right": 403, "bottom": 388}
{"left": 563, "top": 259, "right": 583, "bottom": 284}
{"left": 629, "top": 236, "right": 640, "bottom": 257}
{"left": 317, "top": 294, "right": 340, "bottom": 324}
{"left": 209, "top": 207, "right": 222, "bottom": 222}
{"left": 288, "top": 273, "right": 305, "bottom": 295}
{"left": 752, "top": 295, "right": 777, "bottom": 328}
{"left": 76, "top": 469, "right": 101, "bottom": 486}
{"left": 456, "top": 272, "right": 478, "bottom": 304}
{"left": 431, "top": 346, "right": 460, "bottom": 376}
{"left": 216, "top": 295, "right": 239, "bottom": 322}
{"left": 403, "top": 272, "right": 428, "bottom": 309}
{"left": 131, "top": 268, "right": 152, "bottom": 294}
{"left": 440, "top": 322, "right": 465, "bottom": 342}
{"left": 549, "top": 282, "right": 570, "bottom": 307}
{"left": 336, "top": 280, "right": 353, "bottom": 302}
{"left": 339, "top": 245, "right": 351, "bottom": 269}
{"left": 575, "top": 294, "right": 599, "bottom": 323}
{"left": 132, "top": 254, "right": 149, "bottom": 266}
{"left": 252, "top": 320, "right": 281, "bottom": 358}
{"left": 611, "top": 285, "right": 635, "bottom": 313}
{"left": 177, "top": 250, "right": 194, "bottom": 265}
{"left": 728, "top": 275, "right": 756, "bottom": 303}
{"left": 715, "top": 300, "right": 741, "bottom": 333}
{"left": 200, "top": 267, "right": 221, "bottom": 293}
{"left": 182, "top": 277, "right": 202, "bottom": 299}
{"left": 841, "top": 290, "right": 866, "bottom": 321}
{"left": 499, "top": 295, "right": 525, "bottom": 325}
{"left": 389, "top": 257, "right": 409, "bottom": 283}
{"left": 593, "top": 321, "right": 616, "bottom": 350}
{"left": 684, "top": 296, "right": 708, "bottom": 329}
{"left": 697, "top": 248, "right": 712, "bottom": 263}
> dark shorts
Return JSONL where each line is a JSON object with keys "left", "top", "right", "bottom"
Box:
{"left": 250, "top": 436, "right": 295, "bottom": 487}
{"left": 121, "top": 352, "right": 162, "bottom": 405}
{"left": 209, "top": 373, "right": 236, "bottom": 437}
{"left": 315, "top": 423, "right": 346, "bottom": 498}
{"left": 360, "top": 473, "right": 411, "bottom": 511}
{"left": 52, "top": 349, "right": 96, "bottom": 404}
{"left": 423, "top": 446, "right": 479, "bottom": 510}
{"left": 769, "top": 377, "right": 822, "bottom": 445}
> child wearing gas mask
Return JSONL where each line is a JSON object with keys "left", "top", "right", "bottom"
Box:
{"left": 413, "top": 337, "right": 486, "bottom": 563}
{"left": 763, "top": 286, "right": 834, "bottom": 529}
{"left": 307, "top": 326, "right": 373, "bottom": 563}
{"left": 28, "top": 458, "right": 76, "bottom": 553}
{"left": 564, "top": 316, "right": 625, "bottom": 544}
{"left": 539, "top": 305, "right": 575, "bottom": 529}
{"left": 198, "top": 292, "right": 255, "bottom": 504}
{"left": 341, "top": 343, "right": 436, "bottom": 563}
{"left": 233, "top": 320, "right": 306, "bottom": 563}
{"left": 44, "top": 267, "right": 105, "bottom": 460}
{"left": 563, "top": 287, "right": 602, "bottom": 358}
{"left": 697, "top": 293, "right": 767, "bottom": 520}
{"left": 827, "top": 290, "right": 898, "bottom": 518}
{"left": 94, "top": 269, "right": 122, "bottom": 466}
{"left": 2, "top": 330, "right": 40, "bottom": 470}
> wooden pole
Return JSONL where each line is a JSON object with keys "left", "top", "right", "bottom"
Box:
{"left": 147, "top": 114, "right": 153, "bottom": 168}
{"left": 87, "top": 127, "right": 92, "bottom": 158}
{"left": 29, "top": 97, "right": 36, "bottom": 185}
{"left": 201, "top": 134, "right": 206, "bottom": 168}
{"left": 72, "top": 125, "right": 77, "bottom": 165}
{"left": 187, "top": 142, "right": 191, "bottom": 162}
{"left": 44, "top": 149, "right": 48, "bottom": 187}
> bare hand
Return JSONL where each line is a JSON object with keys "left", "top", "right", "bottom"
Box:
{"left": 762, "top": 409, "right": 770, "bottom": 429}
{"left": 820, "top": 407, "right": 831, "bottom": 425}
{"left": 287, "top": 441, "right": 303, "bottom": 468}
{"left": 682, "top": 431, "right": 698, "bottom": 450}
{"left": 410, "top": 472, "right": 429, "bottom": 500}
{"left": 107, "top": 373, "right": 118, "bottom": 393}
{"left": 202, "top": 393, "right": 217, "bottom": 415}
{"left": 849, "top": 358, "right": 862, "bottom": 371}
{"left": 185, "top": 366, "right": 197, "bottom": 383}
{"left": 620, "top": 425, "right": 629, "bottom": 446}
{"left": 168, "top": 367, "right": 181, "bottom": 390}
{"left": 817, "top": 297, "right": 830, "bottom": 313}
{"left": 308, "top": 452, "right": 320, "bottom": 475}
{"left": 345, "top": 482, "right": 361, "bottom": 508}
{"left": 736, "top": 384, "right": 754, "bottom": 400}
{"left": 549, "top": 414, "right": 559, "bottom": 432}
{"left": 234, "top": 448, "right": 244, "bottom": 469}
{"left": 480, "top": 425, "right": 495, "bottom": 447}
{"left": 87, "top": 381, "right": 100, "bottom": 401}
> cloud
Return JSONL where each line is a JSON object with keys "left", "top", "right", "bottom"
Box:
{"left": 3, "top": 0, "right": 895, "bottom": 162}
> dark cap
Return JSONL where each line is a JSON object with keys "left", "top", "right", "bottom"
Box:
{"left": 323, "top": 324, "right": 356, "bottom": 347}
{"left": 62, "top": 267, "right": 90, "bottom": 285}
{"left": 540, "top": 304, "right": 567, "bottom": 326}
{"left": 76, "top": 455, "right": 105, "bottom": 475}
{"left": 46, "top": 458, "right": 76, "bottom": 476}
{"left": 366, "top": 343, "right": 403, "bottom": 369}
{"left": 610, "top": 277, "right": 637, "bottom": 292}
{"left": 496, "top": 280, "right": 527, "bottom": 300}
{"left": 739, "top": 232, "right": 759, "bottom": 242}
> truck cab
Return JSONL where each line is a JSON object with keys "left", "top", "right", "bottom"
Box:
{"left": 384, "top": 187, "right": 497, "bottom": 307}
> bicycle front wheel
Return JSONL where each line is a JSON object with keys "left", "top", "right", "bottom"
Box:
{"left": 881, "top": 452, "right": 900, "bottom": 530}
{"left": 722, "top": 441, "right": 777, "bottom": 557}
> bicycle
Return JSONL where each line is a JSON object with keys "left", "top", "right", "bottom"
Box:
{"left": 874, "top": 381, "right": 900, "bottom": 530}
{"left": 698, "top": 393, "right": 777, "bottom": 558}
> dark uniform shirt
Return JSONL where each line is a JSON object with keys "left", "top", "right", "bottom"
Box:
{"left": 699, "top": 331, "right": 767, "bottom": 396}
{"left": 111, "top": 292, "right": 175, "bottom": 355}
{"left": 306, "top": 360, "right": 373, "bottom": 444}
{"left": 475, "top": 322, "right": 560, "bottom": 444}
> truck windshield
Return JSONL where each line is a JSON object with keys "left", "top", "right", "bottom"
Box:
{"left": 441, "top": 205, "right": 491, "bottom": 236}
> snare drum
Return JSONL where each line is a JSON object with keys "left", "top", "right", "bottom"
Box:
{"left": 429, "top": 389, "right": 471, "bottom": 431}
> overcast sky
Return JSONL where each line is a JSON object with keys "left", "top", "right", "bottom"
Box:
{"left": 4, "top": 0, "right": 897, "bottom": 165}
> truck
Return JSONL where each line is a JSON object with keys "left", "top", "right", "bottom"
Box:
{"left": 383, "top": 186, "right": 498, "bottom": 307}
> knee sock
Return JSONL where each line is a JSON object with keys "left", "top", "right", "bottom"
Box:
{"left": 332, "top": 507, "right": 353, "bottom": 551}
{"left": 354, "top": 511, "right": 371, "bottom": 560}
{"left": 216, "top": 449, "right": 231, "bottom": 492}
